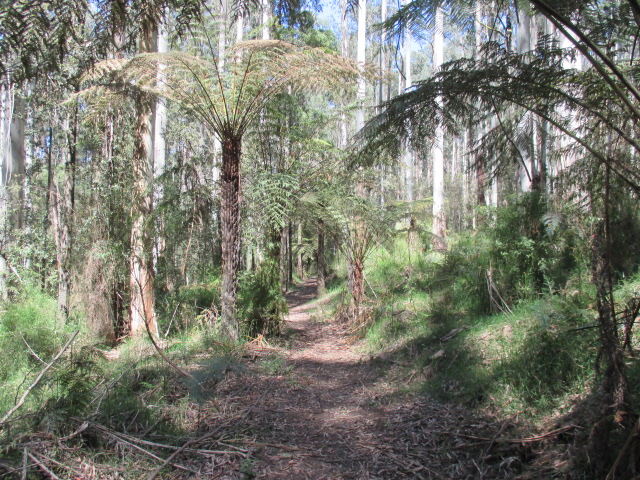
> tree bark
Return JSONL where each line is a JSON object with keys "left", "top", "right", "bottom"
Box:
{"left": 474, "top": 4, "right": 486, "bottom": 213}
{"left": 0, "top": 80, "right": 13, "bottom": 301}
{"left": 339, "top": 0, "right": 350, "bottom": 148}
{"left": 355, "top": 0, "right": 367, "bottom": 132}
{"left": 432, "top": 7, "right": 447, "bottom": 251}
{"left": 57, "top": 103, "right": 78, "bottom": 323}
{"left": 153, "top": 8, "right": 168, "bottom": 270}
{"left": 220, "top": 135, "right": 242, "bottom": 340}
{"left": 297, "top": 222, "right": 303, "bottom": 279}
{"left": 317, "top": 220, "right": 325, "bottom": 296}
{"left": 516, "top": 5, "right": 535, "bottom": 193}
{"left": 261, "top": 0, "right": 270, "bottom": 40}
{"left": 129, "top": 17, "right": 159, "bottom": 338}
{"left": 279, "top": 224, "right": 288, "bottom": 293}
{"left": 130, "top": 90, "right": 158, "bottom": 337}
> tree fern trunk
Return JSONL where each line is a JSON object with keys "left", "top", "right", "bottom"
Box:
{"left": 220, "top": 135, "right": 242, "bottom": 340}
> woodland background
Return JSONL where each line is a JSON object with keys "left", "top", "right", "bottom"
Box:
{"left": 1, "top": 0, "right": 640, "bottom": 477}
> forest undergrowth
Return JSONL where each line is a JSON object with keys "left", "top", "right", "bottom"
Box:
{"left": 347, "top": 197, "right": 640, "bottom": 478}
{"left": 1, "top": 196, "right": 640, "bottom": 478}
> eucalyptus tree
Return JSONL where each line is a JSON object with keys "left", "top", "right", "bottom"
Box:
{"left": 116, "top": 1, "right": 207, "bottom": 338}
{"left": 431, "top": 5, "right": 446, "bottom": 249}
{"left": 0, "top": 0, "right": 87, "bottom": 308}
{"left": 93, "top": 40, "right": 361, "bottom": 339}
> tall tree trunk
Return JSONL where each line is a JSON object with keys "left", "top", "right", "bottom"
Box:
{"left": 236, "top": 7, "right": 244, "bottom": 44}
{"left": 355, "top": 0, "right": 367, "bottom": 132}
{"left": 402, "top": 0, "right": 413, "bottom": 208}
{"left": 316, "top": 220, "right": 326, "bottom": 296}
{"left": 261, "top": 0, "right": 270, "bottom": 40}
{"left": 588, "top": 166, "right": 629, "bottom": 476}
{"left": 0, "top": 80, "right": 14, "bottom": 301}
{"left": 56, "top": 103, "right": 78, "bottom": 323}
{"left": 474, "top": 4, "right": 486, "bottom": 215}
{"left": 129, "top": 19, "right": 158, "bottom": 338}
{"left": 347, "top": 0, "right": 368, "bottom": 321}
{"left": 220, "top": 135, "right": 242, "bottom": 340}
{"left": 287, "top": 222, "right": 293, "bottom": 286}
{"left": 42, "top": 127, "right": 54, "bottom": 289}
{"left": 153, "top": 8, "right": 168, "bottom": 270}
{"left": 279, "top": 224, "right": 288, "bottom": 293}
{"left": 297, "top": 222, "right": 303, "bottom": 279}
{"left": 432, "top": 7, "right": 447, "bottom": 250}
{"left": 10, "top": 95, "right": 26, "bottom": 230}
{"left": 339, "top": 0, "right": 349, "bottom": 148}
{"left": 516, "top": 5, "right": 535, "bottom": 193}
{"left": 378, "top": 0, "right": 388, "bottom": 111}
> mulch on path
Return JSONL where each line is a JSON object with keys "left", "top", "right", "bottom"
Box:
{"left": 181, "top": 279, "right": 564, "bottom": 479}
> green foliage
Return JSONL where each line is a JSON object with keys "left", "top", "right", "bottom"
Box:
{"left": 94, "top": 359, "right": 175, "bottom": 433}
{"left": 37, "top": 348, "right": 103, "bottom": 433}
{"left": 360, "top": 210, "right": 596, "bottom": 418}
{"left": 489, "top": 192, "right": 579, "bottom": 302}
{"left": 170, "top": 279, "right": 221, "bottom": 333}
{"left": 0, "top": 287, "right": 106, "bottom": 435}
{"left": 490, "top": 298, "right": 597, "bottom": 410}
{"left": 608, "top": 193, "right": 640, "bottom": 278}
{"left": 0, "top": 287, "right": 65, "bottom": 384}
{"left": 238, "top": 261, "right": 288, "bottom": 339}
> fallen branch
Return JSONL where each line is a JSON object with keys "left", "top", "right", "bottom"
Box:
{"left": 27, "top": 452, "right": 62, "bottom": 480}
{"left": 146, "top": 379, "right": 275, "bottom": 480}
{"left": 88, "top": 422, "right": 246, "bottom": 457}
{"left": 100, "top": 429, "right": 196, "bottom": 474}
{"left": 37, "top": 453, "right": 84, "bottom": 478}
{"left": 0, "top": 330, "right": 79, "bottom": 427}
{"left": 606, "top": 417, "right": 640, "bottom": 480}
{"left": 443, "top": 424, "right": 582, "bottom": 446}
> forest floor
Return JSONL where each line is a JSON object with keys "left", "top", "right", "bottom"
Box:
{"left": 176, "top": 279, "right": 567, "bottom": 479}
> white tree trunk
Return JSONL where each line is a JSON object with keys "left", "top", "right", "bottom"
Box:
{"left": 403, "top": 0, "right": 413, "bottom": 206}
{"left": 236, "top": 9, "right": 244, "bottom": 44}
{"left": 558, "top": 16, "right": 582, "bottom": 174}
{"left": 356, "top": 0, "right": 367, "bottom": 132}
{"left": 261, "top": 0, "right": 270, "bottom": 40}
{"left": 153, "top": 10, "right": 168, "bottom": 268}
{"left": 130, "top": 20, "right": 159, "bottom": 338}
{"left": 516, "top": 5, "right": 534, "bottom": 193}
{"left": 0, "top": 81, "right": 14, "bottom": 300}
{"left": 378, "top": 0, "right": 388, "bottom": 108}
{"left": 432, "top": 7, "right": 446, "bottom": 250}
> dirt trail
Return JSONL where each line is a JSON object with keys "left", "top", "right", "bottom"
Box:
{"left": 220, "top": 278, "right": 391, "bottom": 478}
{"left": 203, "top": 279, "right": 534, "bottom": 479}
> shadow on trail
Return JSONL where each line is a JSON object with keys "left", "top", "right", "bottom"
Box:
{"left": 185, "top": 280, "right": 544, "bottom": 479}
{"left": 285, "top": 278, "right": 318, "bottom": 309}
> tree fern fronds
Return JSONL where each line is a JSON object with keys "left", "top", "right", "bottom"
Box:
{"left": 359, "top": 41, "right": 640, "bottom": 189}
{"left": 0, "top": 0, "right": 87, "bottom": 81}
{"left": 82, "top": 40, "right": 366, "bottom": 142}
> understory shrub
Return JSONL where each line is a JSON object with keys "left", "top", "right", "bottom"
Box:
{"left": 161, "top": 277, "right": 221, "bottom": 334}
{"left": 238, "top": 260, "right": 287, "bottom": 338}
{"left": 0, "top": 288, "right": 66, "bottom": 384}
{"left": 489, "top": 192, "right": 580, "bottom": 303}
